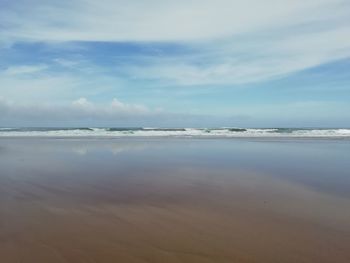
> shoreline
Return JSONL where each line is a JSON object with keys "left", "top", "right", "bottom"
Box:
{"left": 1, "top": 136, "right": 350, "bottom": 141}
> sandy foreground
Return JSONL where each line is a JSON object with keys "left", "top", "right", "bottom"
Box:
{"left": 0, "top": 138, "right": 349, "bottom": 263}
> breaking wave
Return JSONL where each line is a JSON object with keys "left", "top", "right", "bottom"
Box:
{"left": 0, "top": 127, "right": 350, "bottom": 138}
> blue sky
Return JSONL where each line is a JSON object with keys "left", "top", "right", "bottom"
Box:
{"left": 0, "top": 0, "right": 350, "bottom": 127}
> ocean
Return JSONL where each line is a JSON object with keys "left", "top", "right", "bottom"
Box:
{"left": 1, "top": 127, "right": 350, "bottom": 137}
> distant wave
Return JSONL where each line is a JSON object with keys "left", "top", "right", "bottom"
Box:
{"left": 1, "top": 127, "right": 350, "bottom": 138}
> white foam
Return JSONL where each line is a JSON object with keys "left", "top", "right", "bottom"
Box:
{"left": 0, "top": 128, "right": 350, "bottom": 138}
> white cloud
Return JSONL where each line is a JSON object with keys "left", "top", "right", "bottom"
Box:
{"left": 0, "top": 97, "right": 156, "bottom": 123}
{"left": 0, "top": 96, "right": 231, "bottom": 127}
{"left": 1, "top": 0, "right": 347, "bottom": 42}
{"left": 0, "top": 61, "right": 127, "bottom": 102}
{"left": 53, "top": 58, "right": 82, "bottom": 68}
{"left": 121, "top": 25, "right": 350, "bottom": 85}
{"left": 2, "top": 64, "right": 48, "bottom": 75}
{"left": 71, "top": 97, "right": 152, "bottom": 116}
{"left": 0, "top": 0, "right": 349, "bottom": 86}
{"left": 1, "top": 96, "right": 348, "bottom": 127}
{"left": 72, "top": 97, "right": 93, "bottom": 108}
{"left": 110, "top": 98, "right": 149, "bottom": 114}
{"left": 0, "top": 72, "right": 81, "bottom": 101}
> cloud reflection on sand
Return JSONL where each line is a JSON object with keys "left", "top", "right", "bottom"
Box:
{"left": 0, "top": 138, "right": 349, "bottom": 262}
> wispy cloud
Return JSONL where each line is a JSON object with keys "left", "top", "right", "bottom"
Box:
{"left": 1, "top": 0, "right": 349, "bottom": 86}
{"left": 1, "top": 0, "right": 347, "bottom": 42}
{"left": 2, "top": 64, "right": 48, "bottom": 75}
{"left": 0, "top": 60, "right": 125, "bottom": 102}
{"left": 120, "top": 25, "right": 350, "bottom": 85}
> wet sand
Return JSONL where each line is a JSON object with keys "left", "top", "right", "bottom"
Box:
{"left": 0, "top": 138, "right": 350, "bottom": 263}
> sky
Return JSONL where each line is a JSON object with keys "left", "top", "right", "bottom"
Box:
{"left": 0, "top": 0, "right": 350, "bottom": 127}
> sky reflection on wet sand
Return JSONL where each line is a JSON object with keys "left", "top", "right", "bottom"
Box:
{"left": 0, "top": 138, "right": 349, "bottom": 263}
